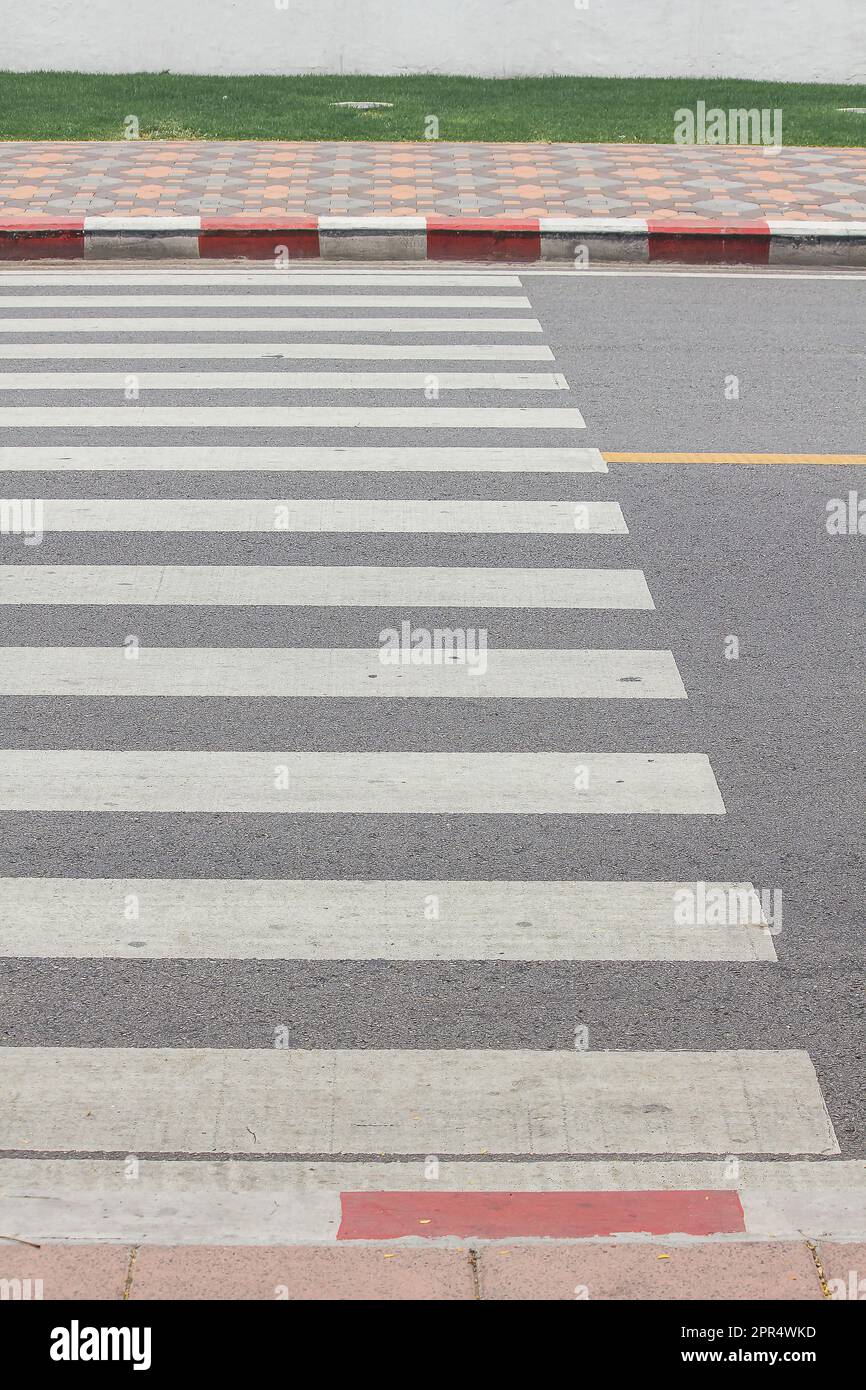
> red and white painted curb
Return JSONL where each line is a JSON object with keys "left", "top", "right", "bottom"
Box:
{"left": 0, "top": 215, "right": 865, "bottom": 265}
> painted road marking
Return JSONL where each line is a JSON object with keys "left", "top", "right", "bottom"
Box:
{"left": 0, "top": 343, "right": 555, "bottom": 361}
{"left": 0, "top": 317, "right": 544, "bottom": 334}
{"left": 24, "top": 498, "right": 624, "bottom": 533}
{"left": 0, "top": 273, "right": 525, "bottom": 287}
{"left": 0, "top": 294, "right": 532, "bottom": 309}
{"left": 0, "top": 1159, "right": 860, "bottom": 1243}
{"left": 605, "top": 452, "right": 866, "bottom": 466}
{"left": 0, "top": 446, "right": 606, "bottom": 472}
{"left": 0, "top": 646, "right": 681, "bottom": 699}
{"left": 0, "top": 370, "right": 568, "bottom": 392}
{"left": 0, "top": 565, "right": 651, "bottom": 607}
{"left": 0, "top": 1156, "right": 861, "bottom": 1245}
{"left": 335, "top": 1189, "right": 746, "bottom": 1239}
{"left": 0, "top": 405, "right": 585, "bottom": 429}
{"left": 0, "top": 878, "right": 774, "bottom": 960}
{"left": 0, "top": 1049, "right": 835, "bottom": 1154}
{"left": 0, "top": 751, "right": 724, "bottom": 813}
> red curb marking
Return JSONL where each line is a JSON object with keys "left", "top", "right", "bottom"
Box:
{"left": 427, "top": 217, "right": 541, "bottom": 262}
{"left": 0, "top": 219, "right": 84, "bottom": 260}
{"left": 199, "top": 216, "right": 319, "bottom": 260}
{"left": 647, "top": 220, "right": 770, "bottom": 265}
{"left": 337, "top": 1190, "right": 746, "bottom": 1240}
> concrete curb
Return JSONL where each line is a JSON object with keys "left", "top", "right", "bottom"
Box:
{"left": 0, "top": 215, "right": 865, "bottom": 265}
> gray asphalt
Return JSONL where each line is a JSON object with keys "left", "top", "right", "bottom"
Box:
{"left": 0, "top": 266, "right": 863, "bottom": 1160}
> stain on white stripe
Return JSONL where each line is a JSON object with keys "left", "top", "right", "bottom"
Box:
{"left": 0, "top": 646, "right": 678, "bottom": 698}
{"left": 0, "top": 370, "right": 568, "bottom": 392}
{"left": 0, "top": 446, "right": 605, "bottom": 473}
{"left": 0, "top": 1048, "right": 835, "bottom": 1154}
{"left": 0, "top": 565, "right": 648, "bottom": 608}
{"left": 1, "top": 1158, "right": 860, "bottom": 1244}
{"left": 0, "top": 751, "right": 723, "bottom": 813}
{"left": 0, "top": 294, "right": 531, "bottom": 309}
{"left": 0, "top": 878, "right": 773, "bottom": 961}
{"left": 0, "top": 406, "right": 585, "bottom": 429}
{"left": 0, "top": 343, "right": 555, "bottom": 361}
{"left": 29, "top": 499, "right": 623, "bottom": 534}
{"left": 0, "top": 317, "right": 543, "bottom": 334}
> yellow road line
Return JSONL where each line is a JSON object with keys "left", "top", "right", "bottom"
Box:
{"left": 603, "top": 452, "right": 866, "bottom": 466}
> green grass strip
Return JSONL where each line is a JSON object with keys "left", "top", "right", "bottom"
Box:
{"left": 0, "top": 72, "right": 864, "bottom": 145}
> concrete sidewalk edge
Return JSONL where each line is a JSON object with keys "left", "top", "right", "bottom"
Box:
{"left": 1, "top": 215, "right": 865, "bottom": 265}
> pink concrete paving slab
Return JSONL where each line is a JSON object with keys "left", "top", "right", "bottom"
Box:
{"left": 129, "top": 1245, "right": 474, "bottom": 1301}
{"left": 476, "top": 1242, "right": 824, "bottom": 1301}
{"left": 813, "top": 1243, "right": 866, "bottom": 1300}
{"left": 0, "top": 1243, "right": 130, "bottom": 1300}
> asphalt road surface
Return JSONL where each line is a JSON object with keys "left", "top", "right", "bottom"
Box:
{"left": 0, "top": 261, "right": 862, "bottom": 1243}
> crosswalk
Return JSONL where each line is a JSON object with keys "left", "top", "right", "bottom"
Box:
{"left": 0, "top": 267, "right": 843, "bottom": 1247}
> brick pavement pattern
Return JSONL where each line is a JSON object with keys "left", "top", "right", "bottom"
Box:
{"left": 2, "top": 141, "right": 866, "bottom": 220}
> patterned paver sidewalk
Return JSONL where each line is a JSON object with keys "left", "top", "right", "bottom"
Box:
{"left": 2, "top": 140, "right": 866, "bottom": 220}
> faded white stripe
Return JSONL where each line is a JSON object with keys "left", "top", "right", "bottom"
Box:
{"left": 0, "top": 446, "right": 605, "bottom": 473}
{"left": 0, "top": 565, "right": 650, "bottom": 608}
{"left": 0, "top": 406, "right": 584, "bottom": 429}
{"left": 0, "top": 1048, "right": 836, "bottom": 1154}
{"left": 0, "top": 343, "right": 555, "bottom": 361}
{"left": 0, "top": 647, "right": 678, "bottom": 698}
{"left": 0, "top": 317, "right": 542, "bottom": 334}
{"left": 0, "top": 294, "right": 531, "bottom": 309}
{"left": 29, "top": 498, "right": 623, "bottom": 534}
{"left": 0, "top": 273, "right": 524, "bottom": 288}
{"left": 0, "top": 751, "right": 723, "bottom": 813}
{"left": 0, "top": 878, "right": 773, "bottom": 961}
{"left": 0, "top": 370, "right": 568, "bottom": 392}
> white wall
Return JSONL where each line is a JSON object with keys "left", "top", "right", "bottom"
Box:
{"left": 3, "top": 0, "right": 865, "bottom": 82}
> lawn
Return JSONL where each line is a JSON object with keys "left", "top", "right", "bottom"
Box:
{"left": 0, "top": 72, "right": 864, "bottom": 145}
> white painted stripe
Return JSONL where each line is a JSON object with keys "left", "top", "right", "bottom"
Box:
{"left": 1, "top": 1156, "right": 856, "bottom": 1193}
{"left": 1, "top": 1158, "right": 861, "bottom": 1245}
{"left": 0, "top": 446, "right": 606, "bottom": 473}
{"left": 319, "top": 215, "right": 427, "bottom": 230}
{"left": 0, "top": 273, "right": 525, "bottom": 287}
{"left": 0, "top": 878, "right": 773, "bottom": 961}
{"left": 0, "top": 646, "right": 676, "bottom": 698}
{"left": 27, "top": 499, "right": 624, "bottom": 533}
{"left": 0, "top": 294, "right": 531, "bottom": 308}
{"left": 540, "top": 216, "right": 649, "bottom": 233}
{"left": 0, "top": 370, "right": 568, "bottom": 392}
{"left": 0, "top": 1048, "right": 834, "bottom": 1154}
{"left": 0, "top": 405, "right": 585, "bottom": 429}
{"left": 0, "top": 751, "right": 723, "bottom": 813}
{"left": 0, "top": 565, "right": 651, "bottom": 608}
{"left": 0, "top": 317, "right": 543, "bottom": 334}
{"left": 0, "top": 343, "right": 555, "bottom": 361}
{"left": 766, "top": 220, "right": 866, "bottom": 237}
{"left": 84, "top": 215, "right": 201, "bottom": 231}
